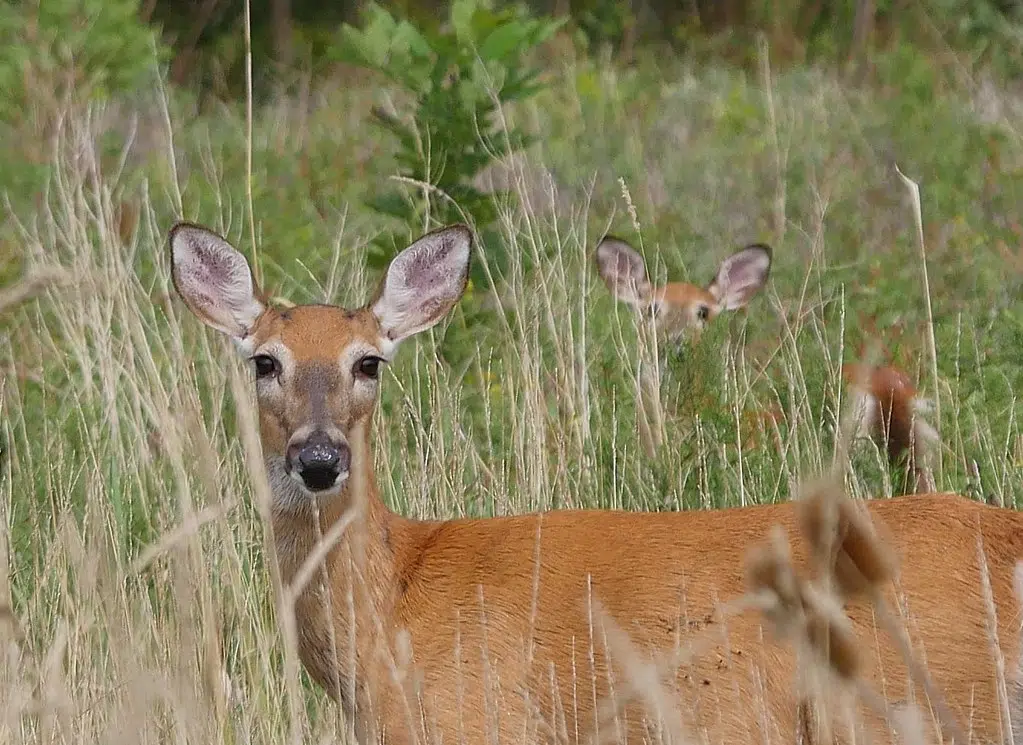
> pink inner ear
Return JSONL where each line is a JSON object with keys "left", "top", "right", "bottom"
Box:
{"left": 372, "top": 226, "right": 471, "bottom": 341}
{"left": 597, "top": 240, "right": 650, "bottom": 303}
{"left": 712, "top": 248, "right": 770, "bottom": 309}
{"left": 611, "top": 253, "right": 636, "bottom": 278}
{"left": 171, "top": 225, "right": 263, "bottom": 336}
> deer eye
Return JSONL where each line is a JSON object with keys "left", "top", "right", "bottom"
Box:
{"left": 355, "top": 355, "right": 384, "bottom": 380}
{"left": 252, "top": 354, "right": 281, "bottom": 379}
{"left": 696, "top": 305, "right": 710, "bottom": 322}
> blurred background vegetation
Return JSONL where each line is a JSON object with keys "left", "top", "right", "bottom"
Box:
{"left": 1, "top": 0, "right": 1023, "bottom": 737}
{"left": 2, "top": 0, "right": 1022, "bottom": 521}
{"left": 1, "top": 0, "right": 1021, "bottom": 281}
{"left": 4, "top": 0, "right": 1018, "bottom": 104}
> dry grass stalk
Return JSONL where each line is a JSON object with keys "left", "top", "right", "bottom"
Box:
{"left": 797, "top": 481, "right": 897, "bottom": 599}
{"left": 590, "top": 599, "right": 695, "bottom": 745}
{"left": 744, "top": 525, "right": 803, "bottom": 634}
{"left": 746, "top": 523, "right": 918, "bottom": 745}
{"left": 745, "top": 526, "right": 861, "bottom": 683}
{"left": 0, "top": 266, "right": 71, "bottom": 316}
{"left": 795, "top": 480, "right": 967, "bottom": 745}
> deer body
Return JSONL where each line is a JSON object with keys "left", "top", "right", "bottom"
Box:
{"left": 170, "top": 222, "right": 1023, "bottom": 745}
{"left": 278, "top": 483, "right": 1023, "bottom": 745}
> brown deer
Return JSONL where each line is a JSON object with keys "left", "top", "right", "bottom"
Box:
{"left": 170, "top": 221, "right": 1022, "bottom": 745}
{"left": 594, "top": 235, "right": 773, "bottom": 345}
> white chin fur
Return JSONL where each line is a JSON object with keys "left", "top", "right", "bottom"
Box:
{"left": 266, "top": 457, "right": 349, "bottom": 512}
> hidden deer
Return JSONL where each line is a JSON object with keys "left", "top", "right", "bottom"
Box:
{"left": 171, "top": 221, "right": 1023, "bottom": 745}
{"left": 595, "top": 236, "right": 938, "bottom": 490}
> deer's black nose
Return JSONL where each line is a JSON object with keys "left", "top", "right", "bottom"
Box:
{"left": 286, "top": 431, "right": 351, "bottom": 492}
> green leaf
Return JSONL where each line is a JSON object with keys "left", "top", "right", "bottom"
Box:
{"left": 367, "top": 191, "right": 414, "bottom": 221}
{"left": 334, "top": 26, "right": 373, "bottom": 67}
{"left": 479, "top": 22, "right": 526, "bottom": 62}
{"left": 450, "top": 0, "right": 478, "bottom": 43}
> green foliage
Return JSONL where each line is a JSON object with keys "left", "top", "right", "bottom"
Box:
{"left": 333, "top": 0, "right": 564, "bottom": 289}
{"left": 0, "top": 0, "right": 164, "bottom": 124}
{"left": 570, "top": 0, "right": 637, "bottom": 55}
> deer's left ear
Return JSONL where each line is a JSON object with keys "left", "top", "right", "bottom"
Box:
{"left": 371, "top": 224, "right": 473, "bottom": 343}
{"left": 707, "top": 243, "right": 772, "bottom": 311}
{"left": 595, "top": 236, "right": 652, "bottom": 307}
{"left": 169, "top": 222, "right": 266, "bottom": 340}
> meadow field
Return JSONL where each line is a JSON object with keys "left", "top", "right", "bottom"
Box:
{"left": 1, "top": 4, "right": 1022, "bottom": 742}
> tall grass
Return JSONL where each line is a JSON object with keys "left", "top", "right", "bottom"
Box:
{"left": 1, "top": 45, "right": 1021, "bottom": 742}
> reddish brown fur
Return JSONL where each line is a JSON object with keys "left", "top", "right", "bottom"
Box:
{"left": 174, "top": 228, "right": 1022, "bottom": 745}
{"left": 247, "top": 304, "right": 381, "bottom": 455}
{"left": 652, "top": 281, "right": 721, "bottom": 339}
{"left": 842, "top": 363, "right": 932, "bottom": 492}
{"left": 250, "top": 304, "right": 1022, "bottom": 745}
{"left": 275, "top": 468, "right": 1023, "bottom": 745}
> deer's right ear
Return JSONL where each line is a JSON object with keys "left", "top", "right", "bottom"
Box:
{"left": 595, "top": 236, "right": 651, "bottom": 306}
{"left": 168, "top": 222, "right": 265, "bottom": 340}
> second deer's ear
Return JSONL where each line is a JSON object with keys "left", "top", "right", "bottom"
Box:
{"left": 595, "top": 236, "right": 651, "bottom": 306}
{"left": 707, "top": 243, "right": 772, "bottom": 311}
{"left": 169, "top": 222, "right": 266, "bottom": 340}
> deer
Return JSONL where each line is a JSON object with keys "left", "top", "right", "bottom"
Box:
{"left": 594, "top": 236, "right": 774, "bottom": 345}
{"left": 842, "top": 362, "right": 938, "bottom": 494}
{"left": 594, "top": 237, "right": 939, "bottom": 492}
{"left": 594, "top": 235, "right": 773, "bottom": 457}
{"left": 169, "top": 220, "right": 1023, "bottom": 745}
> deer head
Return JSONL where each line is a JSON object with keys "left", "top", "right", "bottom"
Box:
{"left": 169, "top": 222, "right": 472, "bottom": 511}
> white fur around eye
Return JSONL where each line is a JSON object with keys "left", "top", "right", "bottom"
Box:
{"left": 249, "top": 343, "right": 291, "bottom": 393}
{"left": 343, "top": 346, "right": 387, "bottom": 392}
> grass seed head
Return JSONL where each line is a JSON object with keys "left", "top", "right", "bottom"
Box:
{"left": 797, "top": 482, "right": 897, "bottom": 598}
{"left": 745, "top": 526, "right": 803, "bottom": 636}
{"left": 800, "top": 585, "right": 862, "bottom": 682}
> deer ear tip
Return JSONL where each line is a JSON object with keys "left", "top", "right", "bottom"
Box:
{"left": 595, "top": 235, "right": 623, "bottom": 264}
{"left": 745, "top": 243, "right": 773, "bottom": 265}
{"left": 168, "top": 222, "right": 217, "bottom": 257}
{"left": 168, "top": 222, "right": 186, "bottom": 245}
{"left": 169, "top": 221, "right": 201, "bottom": 238}
{"left": 431, "top": 223, "right": 473, "bottom": 245}
{"left": 453, "top": 224, "right": 474, "bottom": 252}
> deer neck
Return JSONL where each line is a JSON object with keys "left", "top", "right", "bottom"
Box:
{"left": 266, "top": 417, "right": 405, "bottom": 698}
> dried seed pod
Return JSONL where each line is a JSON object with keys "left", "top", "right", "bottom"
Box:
{"left": 797, "top": 482, "right": 897, "bottom": 598}
{"left": 800, "top": 584, "right": 862, "bottom": 682}
{"left": 745, "top": 526, "right": 802, "bottom": 636}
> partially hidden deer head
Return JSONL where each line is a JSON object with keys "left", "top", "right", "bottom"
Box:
{"left": 593, "top": 235, "right": 772, "bottom": 457}
{"left": 595, "top": 235, "right": 772, "bottom": 344}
